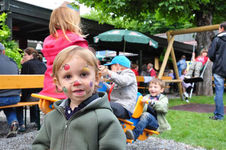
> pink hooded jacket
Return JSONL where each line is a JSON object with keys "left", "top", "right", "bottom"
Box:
{"left": 39, "top": 30, "right": 88, "bottom": 99}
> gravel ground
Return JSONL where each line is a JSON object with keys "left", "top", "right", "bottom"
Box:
{"left": 0, "top": 130, "right": 206, "bottom": 150}
{"left": 0, "top": 97, "right": 207, "bottom": 150}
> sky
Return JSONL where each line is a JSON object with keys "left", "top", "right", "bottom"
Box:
{"left": 17, "top": 0, "right": 91, "bottom": 15}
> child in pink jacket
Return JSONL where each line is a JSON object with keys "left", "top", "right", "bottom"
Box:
{"left": 39, "top": 6, "right": 88, "bottom": 99}
{"left": 185, "top": 49, "right": 208, "bottom": 78}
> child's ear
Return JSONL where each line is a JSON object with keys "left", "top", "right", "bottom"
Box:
{"left": 53, "top": 77, "right": 63, "bottom": 92}
{"left": 160, "top": 88, "right": 164, "bottom": 93}
{"left": 95, "top": 73, "right": 100, "bottom": 87}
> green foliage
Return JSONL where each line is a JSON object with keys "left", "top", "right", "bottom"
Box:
{"left": 0, "top": 13, "right": 22, "bottom": 68}
{"left": 69, "top": 2, "right": 80, "bottom": 10}
{"left": 159, "top": 48, "right": 173, "bottom": 63}
{"left": 157, "top": 94, "right": 226, "bottom": 149}
{"left": 82, "top": 9, "right": 192, "bottom": 35}
{"left": 78, "top": 0, "right": 226, "bottom": 32}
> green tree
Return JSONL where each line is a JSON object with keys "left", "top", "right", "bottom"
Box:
{"left": 0, "top": 13, "right": 22, "bottom": 68}
{"left": 82, "top": 10, "right": 192, "bottom": 35}
{"left": 78, "top": 0, "right": 226, "bottom": 96}
{"left": 78, "top": 0, "right": 225, "bottom": 45}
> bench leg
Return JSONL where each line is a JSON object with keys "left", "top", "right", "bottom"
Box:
{"left": 24, "top": 106, "right": 27, "bottom": 128}
{"left": 36, "top": 106, "right": 41, "bottom": 130}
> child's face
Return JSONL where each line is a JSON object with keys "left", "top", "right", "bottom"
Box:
{"left": 55, "top": 55, "right": 98, "bottom": 106}
{"left": 183, "top": 70, "right": 187, "bottom": 75}
{"left": 148, "top": 83, "right": 164, "bottom": 96}
{"left": 201, "top": 52, "right": 207, "bottom": 57}
{"left": 111, "top": 64, "right": 120, "bottom": 72}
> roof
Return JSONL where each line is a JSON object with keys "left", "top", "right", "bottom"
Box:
{"left": 0, "top": 0, "right": 114, "bottom": 42}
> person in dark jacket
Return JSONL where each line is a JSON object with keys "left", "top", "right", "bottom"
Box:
{"left": 208, "top": 21, "right": 226, "bottom": 120}
{"left": 17, "top": 47, "right": 46, "bottom": 131}
{"left": 0, "top": 43, "right": 20, "bottom": 138}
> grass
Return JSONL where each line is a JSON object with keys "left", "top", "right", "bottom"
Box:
{"left": 155, "top": 93, "right": 226, "bottom": 150}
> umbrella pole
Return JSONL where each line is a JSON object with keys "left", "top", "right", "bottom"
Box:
{"left": 123, "top": 40, "right": 126, "bottom": 52}
{"left": 139, "top": 50, "right": 143, "bottom": 73}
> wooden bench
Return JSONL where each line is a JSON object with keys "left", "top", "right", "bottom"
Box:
{"left": 136, "top": 76, "right": 181, "bottom": 92}
{"left": 136, "top": 76, "right": 182, "bottom": 83}
{"left": 0, "top": 75, "right": 44, "bottom": 129}
{"left": 0, "top": 75, "right": 161, "bottom": 142}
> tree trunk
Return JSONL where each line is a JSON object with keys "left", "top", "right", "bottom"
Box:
{"left": 196, "top": 62, "right": 213, "bottom": 96}
{"left": 194, "top": 11, "right": 215, "bottom": 96}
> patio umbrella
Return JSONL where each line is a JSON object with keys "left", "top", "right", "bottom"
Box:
{"left": 93, "top": 29, "right": 158, "bottom": 52}
{"left": 96, "top": 50, "right": 115, "bottom": 61}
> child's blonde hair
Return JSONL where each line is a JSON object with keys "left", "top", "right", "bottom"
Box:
{"left": 52, "top": 46, "right": 99, "bottom": 82}
{"left": 49, "top": 7, "right": 83, "bottom": 40}
{"left": 149, "top": 78, "right": 165, "bottom": 89}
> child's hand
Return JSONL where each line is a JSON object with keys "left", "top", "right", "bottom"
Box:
{"left": 99, "top": 65, "right": 106, "bottom": 71}
{"left": 149, "top": 100, "right": 155, "bottom": 106}
{"left": 141, "top": 97, "right": 149, "bottom": 104}
{"left": 99, "top": 65, "right": 109, "bottom": 76}
{"left": 142, "top": 97, "right": 155, "bottom": 105}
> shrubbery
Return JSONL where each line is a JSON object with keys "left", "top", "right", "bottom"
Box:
{"left": 0, "top": 13, "right": 22, "bottom": 68}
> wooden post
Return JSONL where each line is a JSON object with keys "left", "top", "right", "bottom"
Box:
{"left": 154, "top": 57, "right": 159, "bottom": 71}
{"left": 158, "top": 35, "right": 175, "bottom": 79}
{"left": 169, "top": 24, "right": 219, "bottom": 35}
{"left": 167, "top": 32, "right": 183, "bottom": 99}
{"left": 157, "top": 24, "right": 220, "bottom": 100}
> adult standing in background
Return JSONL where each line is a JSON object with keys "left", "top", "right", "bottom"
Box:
{"left": 0, "top": 43, "right": 20, "bottom": 138}
{"left": 177, "top": 55, "right": 187, "bottom": 76}
{"left": 17, "top": 47, "right": 46, "bottom": 131}
{"left": 208, "top": 21, "right": 226, "bottom": 120}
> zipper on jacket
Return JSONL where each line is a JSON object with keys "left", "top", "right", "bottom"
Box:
{"left": 56, "top": 103, "right": 87, "bottom": 149}
{"left": 58, "top": 107, "right": 81, "bottom": 150}
{"left": 62, "top": 122, "right": 69, "bottom": 150}
{"left": 57, "top": 107, "right": 69, "bottom": 150}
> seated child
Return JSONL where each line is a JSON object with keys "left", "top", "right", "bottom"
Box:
{"left": 99, "top": 55, "right": 137, "bottom": 119}
{"left": 32, "top": 46, "right": 126, "bottom": 150}
{"left": 180, "top": 69, "right": 192, "bottom": 103}
{"left": 168, "top": 69, "right": 177, "bottom": 93}
{"left": 125, "top": 78, "right": 171, "bottom": 141}
{"left": 185, "top": 49, "right": 208, "bottom": 78}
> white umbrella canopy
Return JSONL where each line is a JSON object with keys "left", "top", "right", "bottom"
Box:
{"left": 96, "top": 50, "right": 138, "bottom": 59}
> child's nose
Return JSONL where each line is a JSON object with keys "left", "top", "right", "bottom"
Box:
{"left": 73, "top": 80, "right": 81, "bottom": 86}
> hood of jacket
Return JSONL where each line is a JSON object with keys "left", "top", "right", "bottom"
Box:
{"left": 53, "top": 92, "right": 112, "bottom": 114}
{"left": 217, "top": 31, "right": 226, "bottom": 42}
